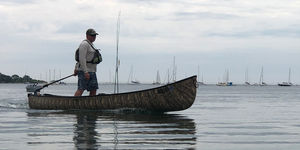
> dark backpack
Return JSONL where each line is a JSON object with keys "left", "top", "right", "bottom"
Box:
{"left": 75, "top": 40, "right": 102, "bottom": 64}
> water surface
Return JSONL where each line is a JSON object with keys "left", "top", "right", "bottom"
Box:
{"left": 1, "top": 83, "right": 300, "bottom": 149}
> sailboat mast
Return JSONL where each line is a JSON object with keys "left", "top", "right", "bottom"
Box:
{"left": 114, "top": 12, "right": 121, "bottom": 93}
{"left": 259, "top": 67, "right": 263, "bottom": 84}
{"left": 197, "top": 65, "right": 200, "bottom": 82}
{"left": 261, "top": 67, "right": 264, "bottom": 84}
{"left": 226, "top": 69, "right": 229, "bottom": 83}
{"left": 288, "top": 68, "right": 291, "bottom": 83}
{"left": 128, "top": 65, "right": 133, "bottom": 83}
{"left": 172, "top": 56, "right": 176, "bottom": 82}
{"left": 245, "top": 68, "right": 248, "bottom": 83}
{"left": 156, "top": 70, "right": 161, "bottom": 83}
{"left": 167, "top": 69, "right": 170, "bottom": 84}
{"left": 109, "top": 69, "right": 112, "bottom": 83}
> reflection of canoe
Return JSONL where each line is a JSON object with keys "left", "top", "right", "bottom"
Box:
{"left": 28, "top": 76, "right": 197, "bottom": 112}
{"left": 26, "top": 111, "right": 196, "bottom": 149}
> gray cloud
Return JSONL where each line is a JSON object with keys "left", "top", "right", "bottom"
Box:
{"left": 261, "top": 26, "right": 300, "bottom": 37}
{"left": 174, "top": 11, "right": 240, "bottom": 20}
{"left": 0, "top": 0, "right": 36, "bottom": 5}
{"left": 56, "top": 22, "right": 89, "bottom": 34}
{"left": 205, "top": 25, "right": 300, "bottom": 38}
{"left": 116, "top": 0, "right": 167, "bottom": 5}
{"left": 1, "top": 0, "right": 300, "bottom": 83}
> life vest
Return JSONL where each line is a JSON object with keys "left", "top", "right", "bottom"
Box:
{"left": 75, "top": 40, "right": 102, "bottom": 64}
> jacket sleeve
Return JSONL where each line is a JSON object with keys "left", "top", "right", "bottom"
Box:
{"left": 78, "top": 42, "right": 89, "bottom": 73}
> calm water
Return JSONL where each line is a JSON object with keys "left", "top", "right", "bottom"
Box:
{"left": 1, "top": 83, "right": 300, "bottom": 150}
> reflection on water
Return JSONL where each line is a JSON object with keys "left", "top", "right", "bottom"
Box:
{"left": 27, "top": 111, "right": 196, "bottom": 149}
{"left": 73, "top": 112, "right": 98, "bottom": 149}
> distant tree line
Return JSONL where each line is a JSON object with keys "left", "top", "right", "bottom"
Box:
{"left": 0, "top": 73, "right": 46, "bottom": 83}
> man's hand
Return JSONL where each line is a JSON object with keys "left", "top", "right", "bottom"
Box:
{"left": 74, "top": 69, "right": 78, "bottom": 76}
{"left": 84, "top": 72, "right": 90, "bottom": 80}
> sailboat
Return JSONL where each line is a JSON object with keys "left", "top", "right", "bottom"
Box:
{"left": 164, "top": 57, "right": 176, "bottom": 84}
{"left": 196, "top": 65, "right": 205, "bottom": 86}
{"left": 26, "top": 83, "right": 43, "bottom": 92}
{"left": 128, "top": 65, "right": 140, "bottom": 84}
{"left": 172, "top": 56, "right": 177, "bottom": 83}
{"left": 216, "top": 76, "right": 225, "bottom": 86}
{"left": 152, "top": 70, "right": 161, "bottom": 85}
{"left": 216, "top": 69, "right": 232, "bottom": 86}
{"left": 225, "top": 69, "right": 233, "bottom": 86}
{"left": 257, "top": 67, "right": 267, "bottom": 86}
{"left": 278, "top": 68, "right": 292, "bottom": 86}
{"left": 163, "top": 69, "right": 171, "bottom": 84}
{"left": 58, "top": 70, "right": 66, "bottom": 85}
{"left": 245, "top": 68, "right": 251, "bottom": 85}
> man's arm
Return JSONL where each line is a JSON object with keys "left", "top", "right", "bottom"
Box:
{"left": 78, "top": 42, "right": 90, "bottom": 80}
{"left": 79, "top": 42, "right": 88, "bottom": 73}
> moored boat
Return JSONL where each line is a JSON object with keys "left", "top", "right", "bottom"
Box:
{"left": 26, "top": 83, "right": 43, "bottom": 92}
{"left": 278, "top": 68, "right": 293, "bottom": 86}
{"left": 28, "top": 76, "right": 197, "bottom": 112}
{"left": 278, "top": 82, "right": 292, "bottom": 86}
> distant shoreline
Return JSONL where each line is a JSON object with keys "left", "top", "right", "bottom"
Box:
{"left": 0, "top": 73, "right": 46, "bottom": 84}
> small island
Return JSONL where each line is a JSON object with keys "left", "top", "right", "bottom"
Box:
{"left": 0, "top": 73, "right": 46, "bottom": 83}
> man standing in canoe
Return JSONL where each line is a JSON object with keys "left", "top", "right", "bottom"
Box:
{"left": 74, "top": 28, "right": 100, "bottom": 96}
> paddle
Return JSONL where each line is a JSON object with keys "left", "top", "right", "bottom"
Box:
{"left": 34, "top": 74, "right": 75, "bottom": 93}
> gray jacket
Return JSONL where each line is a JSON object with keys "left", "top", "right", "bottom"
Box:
{"left": 74, "top": 40, "right": 97, "bottom": 73}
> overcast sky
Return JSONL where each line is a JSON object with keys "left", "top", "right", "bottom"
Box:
{"left": 0, "top": 0, "right": 299, "bottom": 84}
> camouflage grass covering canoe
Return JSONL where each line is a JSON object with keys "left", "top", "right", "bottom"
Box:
{"left": 28, "top": 75, "right": 197, "bottom": 112}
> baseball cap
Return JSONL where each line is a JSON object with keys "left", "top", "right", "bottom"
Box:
{"left": 86, "top": 28, "right": 99, "bottom": 36}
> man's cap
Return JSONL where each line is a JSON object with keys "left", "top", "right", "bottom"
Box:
{"left": 86, "top": 28, "right": 99, "bottom": 36}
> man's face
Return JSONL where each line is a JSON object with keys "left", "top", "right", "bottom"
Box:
{"left": 87, "top": 35, "right": 96, "bottom": 42}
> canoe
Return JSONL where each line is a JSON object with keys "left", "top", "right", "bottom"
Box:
{"left": 28, "top": 75, "right": 197, "bottom": 112}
